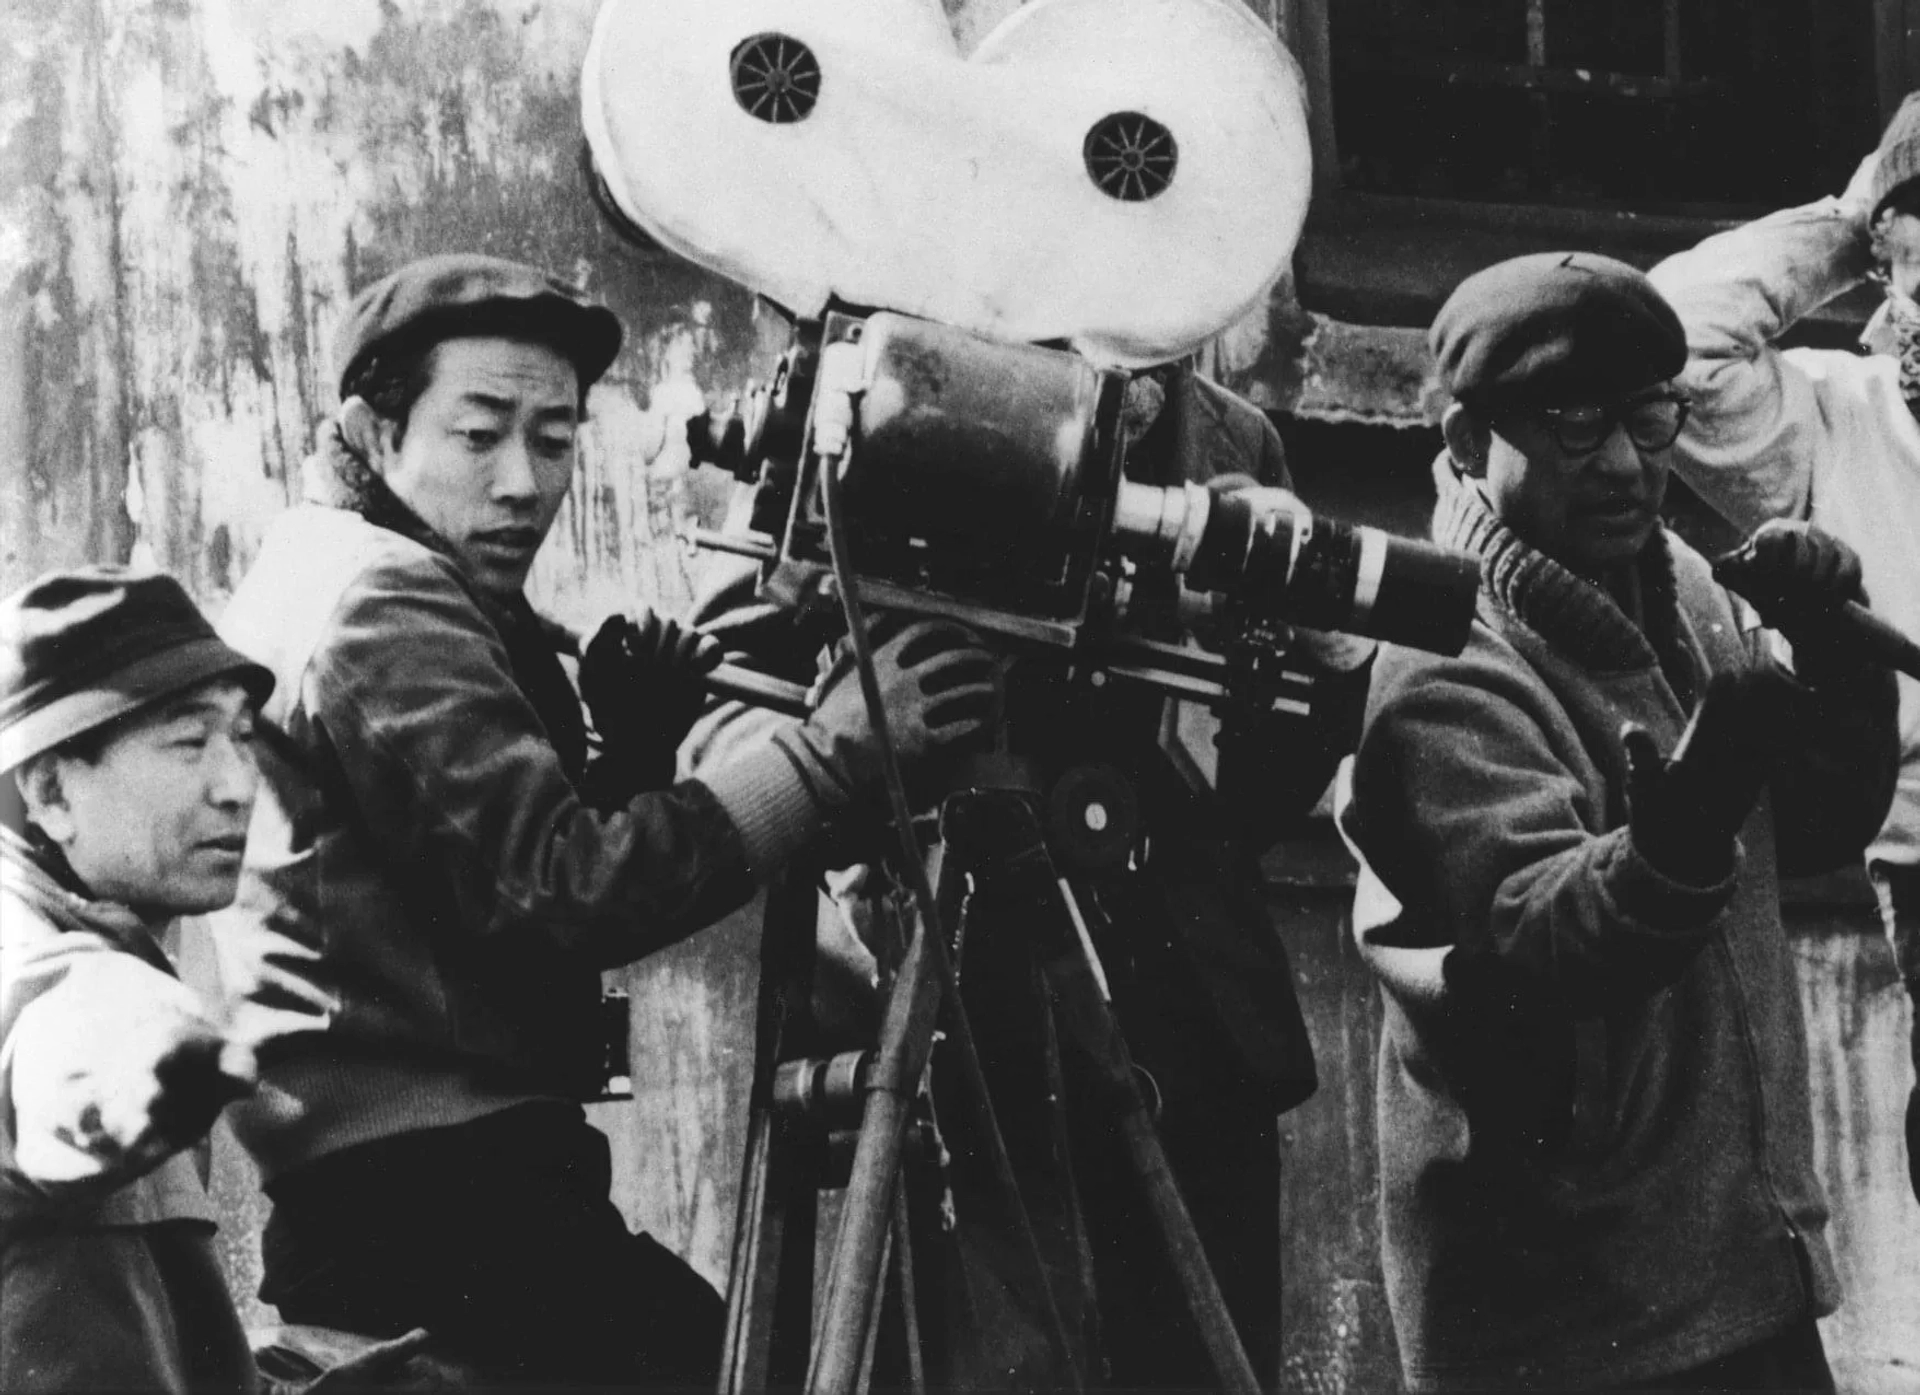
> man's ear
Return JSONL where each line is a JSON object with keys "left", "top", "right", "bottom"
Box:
{"left": 1441, "top": 402, "right": 1491, "bottom": 479}
{"left": 338, "top": 397, "right": 396, "bottom": 472}
{"left": 15, "top": 757, "right": 75, "bottom": 847}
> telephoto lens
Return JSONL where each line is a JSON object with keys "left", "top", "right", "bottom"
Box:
{"left": 1110, "top": 480, "right": 1480, "bottom": 655}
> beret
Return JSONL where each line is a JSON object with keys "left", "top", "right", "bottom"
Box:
{"left": 1429, "top": 252, "right": 1687, "bottom": 407}
{"left": 333, "top": 253, "right": 624, "bottom": 397}
{"left": 1, "top": 566, "right": 273, "bottom": 773}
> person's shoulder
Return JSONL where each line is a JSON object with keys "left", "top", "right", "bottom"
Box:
{"left": 241, "top": 507, "right": 471, "bottom": 631}
{"left": 1178, "top": 372, "right": 1286, "bottom": 477}
{"left": 1365, "top": 621, "right": 1540, "bottom": 725}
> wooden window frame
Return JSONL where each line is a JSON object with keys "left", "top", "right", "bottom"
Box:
{"left": 1274, "top": 0, "right": 1920, "bottom": 330}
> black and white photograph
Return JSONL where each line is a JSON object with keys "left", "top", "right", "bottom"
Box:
{"left": 3, "top": 2, "right": 1919, "bottom": 1391}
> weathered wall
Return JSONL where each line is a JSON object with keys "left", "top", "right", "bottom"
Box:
{"left": 0, "top": 0, "right": 781, "bottom": 618}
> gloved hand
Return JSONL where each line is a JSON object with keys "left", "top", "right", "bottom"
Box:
{"left": 580, "top": 610, "right": 723, "bottom": 787}
{"left": 149, "top": 1034, "right": 257, "bottom": 1159}
{"left": 1622, "top": 667, "right": 1796, "bottom": 886}
{"left": 1715, "top": 520, "right": 1872, "bottom": 689}
{"left": 12, "top": 964, "right": 256, "bottom": 1188}
{"left": 256, "top": 1326, "right": 463, "bottom": 1394}
{"left": 1206, "top": 470, "right": 1304, "bottom": 520}
{"left": 777, "top": 619, "right": 1002, "bottom": 809}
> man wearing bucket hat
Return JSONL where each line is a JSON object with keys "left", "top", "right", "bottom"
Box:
{"left": 1338, "top": 253, "right": 1897, "bottom": 1391}
{"left": 1651, "top": 94, "right": 1920, "bottom": 1205}
{"left": 0, "top": 565, "right": 271, "bottom": 1391}
{"left": 210, "top": 254, "right": 1000, "bottom": 1387}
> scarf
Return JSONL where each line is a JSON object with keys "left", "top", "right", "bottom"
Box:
{"left": 1861, "top": 284, "right": 1920, "bottom": 420}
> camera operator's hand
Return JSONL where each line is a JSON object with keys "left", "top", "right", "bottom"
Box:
{"left": 776, "top": 620, "right": 1002, "bottom": 809}
{"left": 1207, "top": 471, "right": 1303, "bottom": 520}
{"left": 581, "top": 610, "right": 723, "bottom": 787}
{"left": 1622, "top": 668, "right": 1795, "bottom": 886}
{"left": 1716, "top": 521, "right": 1873, "bottom": 689}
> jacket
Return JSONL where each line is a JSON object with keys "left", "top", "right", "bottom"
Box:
{"left": 211, "top": 436, "right": 805, "bottom": 1181}
{"left": 0, "top": 829, "right": 257, "bottom": 1394}
{"left": 1649, "top": 198, "right": 1920, "bottom": 873}
{"left": 1341, "top": 460, "right": 1896, "bottom": 1390}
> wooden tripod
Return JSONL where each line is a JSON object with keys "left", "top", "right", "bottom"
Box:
{"left": 717, "top": 782, "right": 1263, "bottom": 1395}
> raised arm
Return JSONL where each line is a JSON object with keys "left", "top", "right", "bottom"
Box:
{"left": 1648, "top": 190, "right": 1877, "bottom": 530}
{"left": 1, "top": 937, "right": 250, "bottom": 1207}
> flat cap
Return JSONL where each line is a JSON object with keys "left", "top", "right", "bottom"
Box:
{"left": 1, "top": 566, "right": 273, "bottom": 773}
{"left": 1430, "top": 252, "right": 1686, "bottom": 406}
{"left": 333, "top": 253, "right": 624, "bottom": 397}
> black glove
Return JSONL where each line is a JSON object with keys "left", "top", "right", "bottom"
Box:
{"left": 1622, "top": 667, "right": 1796, "bottom": 886}
{"left": 778, "top": 619, "right": 1003, "bottom": 810}
{"left": 1715, "top": 520, "right": 1871, "bottom": 688}
{"left": 580, "top": 610, "right": 723, "bottom": 788}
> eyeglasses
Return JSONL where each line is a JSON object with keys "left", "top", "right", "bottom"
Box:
{"left": 1521, "top": 392, "right": 1692, "bottom": 456}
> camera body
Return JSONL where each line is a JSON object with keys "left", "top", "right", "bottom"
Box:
{"left": 691, "top": 309, "right": 1479, "bottom": 717}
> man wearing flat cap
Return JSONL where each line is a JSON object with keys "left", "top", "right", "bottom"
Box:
{"left": 1337, "top": 252, "right": 1898, "bottom": 1391}
{"left": 1651, "top": 96, "right": 1920, "bottom": 1202}
{"left": 211, "top": 253, "right": 1000, "bottom": 1386}
{"left": 0, "top": 566, "right": 270, "bottom": 1391}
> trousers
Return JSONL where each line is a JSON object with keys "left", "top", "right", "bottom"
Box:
{"left": 259, "top": 1100, "right": 724, "bottom": 1390}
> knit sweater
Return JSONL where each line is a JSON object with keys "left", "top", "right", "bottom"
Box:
{"left": 1340, "top": 460, "right": 1896, "bottom": 1391}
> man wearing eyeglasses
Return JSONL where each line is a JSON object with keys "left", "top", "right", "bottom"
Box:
{"left": 1650, "top": 97, "right": 1920, "bottom": 1207}
{"left": 1337, "top": 252, "right": 1897, "bottom": 1392}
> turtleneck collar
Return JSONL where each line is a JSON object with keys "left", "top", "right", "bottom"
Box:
{"left": 1431, "top": 452, "right": 1684, "bottom": 677}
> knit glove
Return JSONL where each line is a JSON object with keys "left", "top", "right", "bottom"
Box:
{"left": 775, "top": 619, "right": 1002, "bottom": 811}
{"left": 1622, "top": 668, "right": 1795, "bottom": 887}
{"left": 580, "top": 610, "right": 723, "bottom": 789}
{"left": 256, "top": 1327, "right": 464, "bottom": 1394}
{"left": 1714, "top": 520, "right": 1872, "bottom": 689}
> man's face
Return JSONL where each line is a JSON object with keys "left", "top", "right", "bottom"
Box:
{"left": 376, "top": 337, "right": 582, "bottom": 601}
{"left": 44, "top": 679, "right": 260, "bottom": 916}
{"left": 1478, "top": 387, "right": 1684, "bottom": 579}
{"left": 1879, "top": 209, "right": 1920, "bottom": 301}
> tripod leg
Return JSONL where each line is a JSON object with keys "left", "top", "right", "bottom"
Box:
{"left": 809, "top": 845, "right": 949, "bottom": 1395}
{"left": 722, "top": 871, "right": 822, "bottom": 1394}
{"left": 810, "top": 839, "right": 1087, "bottom": 1395}
{"left": 953, "top": 793, "right": 1264, "bottom": 1395}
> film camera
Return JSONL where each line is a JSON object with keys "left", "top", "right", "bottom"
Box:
{"left": 684, "top": 307, "right": 1482, "bottom": 719}
{"left": 580, "top": 0, "right": 1484, "bottom": 1387}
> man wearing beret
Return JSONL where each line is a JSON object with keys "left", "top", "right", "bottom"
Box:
{"left": 211, "top": 254, "right": 1000, "bottom": 1387}
{"left": 1338, "top": 253, "right": 1898, "bottom": 1390}
{"left": 1650, "top": 95, "right": 1920, "bottom": 1201}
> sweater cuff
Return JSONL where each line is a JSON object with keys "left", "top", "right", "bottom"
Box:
{"left": 700, "top": 741, "right": 821, "bottom": 879}
{"left": 1611, "top": 828, "right": 1741, "bottom": 932}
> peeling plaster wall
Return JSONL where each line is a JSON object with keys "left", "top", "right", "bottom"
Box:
{"left": 1, "top": 0, "right": 776, "bottom": 620}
